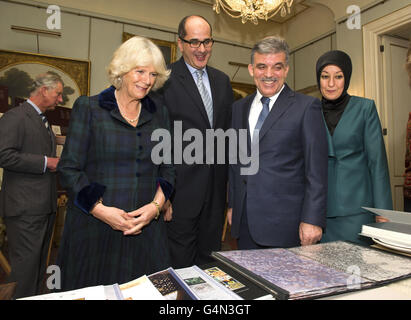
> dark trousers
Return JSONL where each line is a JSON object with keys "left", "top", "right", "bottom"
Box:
{"left": 167, "top": 187, "right": 224, "bottom": 268}
{"left": 4, "top": 213, "right": 55, "bottom": 299}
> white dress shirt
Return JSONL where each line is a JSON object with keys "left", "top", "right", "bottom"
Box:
{"left": 249, "top": 85, "right": 284, "bottom": 141}
{"left": 184, "top": 61, "right": 213, "bottom": 104}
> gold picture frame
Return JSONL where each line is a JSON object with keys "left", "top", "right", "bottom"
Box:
{"left": 231, "top": 81, "right": 256, "bottom": 100}
{"left": 122, "top": 32, "right": 177, "bottom": 65}
{"left": 0, "top": 49, "right": 90, "bottom": 110}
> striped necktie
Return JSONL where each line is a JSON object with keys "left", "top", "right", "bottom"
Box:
{"left": 40, "top": 113, "right": 52, "bottom": 137}
{"left": 195, "top": 69, "right": 213, "bottom": 127}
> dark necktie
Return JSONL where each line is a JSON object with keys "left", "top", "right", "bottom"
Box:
{"left": 40, "top": 113, "right": 52, "bottom": 137}
{"left": 253, "top": 96, "right": 270, "bottom": 142}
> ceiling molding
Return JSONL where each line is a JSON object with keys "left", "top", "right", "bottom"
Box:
{"left": 189, "top": 0, "right": 311, "bottom": 24}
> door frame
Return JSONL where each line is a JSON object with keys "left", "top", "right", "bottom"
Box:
{"left": 363, "top": 5, "right": 410, "bottom": 118}
{"left": 363, "top": 5, "right": 411, "bottom": 209}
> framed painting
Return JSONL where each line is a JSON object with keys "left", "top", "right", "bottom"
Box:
{"left": 0, "top": 49, "right": 90, "bottom": 135}
{"left": 0, "top": 49, "right": 90, "bottom": 111}
{"left": 231, "top": 81, "right": 256, "bottom": 100}
{"left": 122, "top": 32, "right": 177, "bottom": 65}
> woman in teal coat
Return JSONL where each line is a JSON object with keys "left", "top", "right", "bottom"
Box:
{"left": 316, "top": 50, "right": 392, "bottom": 245}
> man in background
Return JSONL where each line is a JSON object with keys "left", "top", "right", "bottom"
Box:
{"left": 0, "top": 72, "right": 62, "bottom": 298}
{"left": 159, "top": 15, "right": 233, "bottom": 267}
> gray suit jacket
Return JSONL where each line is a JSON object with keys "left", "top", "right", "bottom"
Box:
{"left": 0, "top": 101, "right": 57, "bottom": 217}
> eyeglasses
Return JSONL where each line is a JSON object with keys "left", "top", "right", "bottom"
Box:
{"left": 179, "top": 37, "right": 214, "bottom": 48}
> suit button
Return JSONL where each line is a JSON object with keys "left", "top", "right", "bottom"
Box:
{"left": 136, "top": 172, "right": 140, "bottom": 177}
{"left": 243, "top": 179, "right": 247, "bottom": 184}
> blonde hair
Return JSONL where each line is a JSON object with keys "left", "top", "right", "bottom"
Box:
{"left": 107, "top": 36, "right": 170, "bottom": 90}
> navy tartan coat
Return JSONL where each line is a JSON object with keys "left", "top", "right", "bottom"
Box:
{"left": 56, "top": 86, "right": 175, "bottom": 290}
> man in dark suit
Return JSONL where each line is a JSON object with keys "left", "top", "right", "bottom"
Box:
{"left": 228, "top": 36, "right": 328, "bottom": 249}
{"left": 0, "top": 72, "right": 62, "bottom": 298}
{"left": 159, "top": 15, "right": 233, "bottom": 267}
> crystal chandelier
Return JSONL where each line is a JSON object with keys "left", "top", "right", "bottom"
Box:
{"left": 213, "top": 0, "right": 294, "bottom": 25}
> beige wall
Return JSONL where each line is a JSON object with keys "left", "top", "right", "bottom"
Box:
{"left": 0, "top": 0, "right": 409, "bottom": 98}
{"left": 334, "top": 0, "right": 410, "bottom": 97}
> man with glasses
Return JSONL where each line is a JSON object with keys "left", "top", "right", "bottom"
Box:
{"left": 158, "top": 15, "right": 233, "bottom": 268}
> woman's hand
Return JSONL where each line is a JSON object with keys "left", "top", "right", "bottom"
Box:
{"left": 91, "top": 203, "right": 135, "bottom": 232}
{"left": 124, "top": 202, "right": 159, "bottom": 235}
{"left": 375, "top": 215, "right": 389, "bottom": 223}
{"left": 162, "top": 200, "right": 173, "bottom": 222}
{"left": 227, "top": 208, "right": 233, "bottom": 226}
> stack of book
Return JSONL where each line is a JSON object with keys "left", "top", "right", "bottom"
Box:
{"left": 21, "top": 239, "right": 411, "bottom": 300}
{"left": 20, "top": 265, "right": 244, "bottom": 300}
{"left": 360, "top": 207, "right": 411, "bottom": 256}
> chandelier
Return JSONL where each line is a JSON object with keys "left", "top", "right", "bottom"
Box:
{"left": 213, "top": 0, "right": 294, "bottom": 25}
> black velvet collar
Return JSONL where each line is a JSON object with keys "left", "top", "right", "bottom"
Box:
{"left": 98, "top": 85, "right": 156, "bottom": 113}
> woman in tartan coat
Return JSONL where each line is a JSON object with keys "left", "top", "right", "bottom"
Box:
{"left": 56, "top": 36, "right": 175, "bottom": 291}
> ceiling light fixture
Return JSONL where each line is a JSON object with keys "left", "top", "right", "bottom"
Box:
{"left": 213, "top": 0, "right": 294, "bottom": 25}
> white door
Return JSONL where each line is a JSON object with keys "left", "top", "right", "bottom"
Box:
{"left": 381, "top": 35, "right": 411, "bottom": 210}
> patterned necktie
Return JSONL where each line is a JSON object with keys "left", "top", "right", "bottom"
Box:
{"left": 40, "top": 113, "right": 52, "bottom": 137}
{"left": 195, "top": 69, "right": 213, "bottom": 127}
{"left": 253, "top": 96, "right": 270, "bottom": 142}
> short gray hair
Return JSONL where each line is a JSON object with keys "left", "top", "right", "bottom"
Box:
{"left": 251, "top": 36, "right": 290, "bottom": 65}
{"left": 30, "top": 72, "right": 63, "bottom": 94}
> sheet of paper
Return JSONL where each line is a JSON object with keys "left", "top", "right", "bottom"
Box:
{"left": 19, "top": 285, "right": 107, "bottom": 300}
{"left": 51, "top": 125, "right": 61, "bottom": 135}
{"left": 119, "top": 275, "right": 165, "bottom": 300}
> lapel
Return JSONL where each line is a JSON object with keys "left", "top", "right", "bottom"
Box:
{"left": 24, "top": 102, "right": 55, "bottom": 154}
{"left": 240, "top": 93, "right": 255, "bottom": 156}
{"left": 326, "top": 97, "right": 355, "bottom": 157}
{"left": 174, "top": 58, "right": 212, "bottom": 127}
{"left": 258, "top": 84, "right": 294, "bottom": 142}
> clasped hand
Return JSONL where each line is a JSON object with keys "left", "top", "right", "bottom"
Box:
{"left": 91, "top": 202, "right": 159, "bottom": 235}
